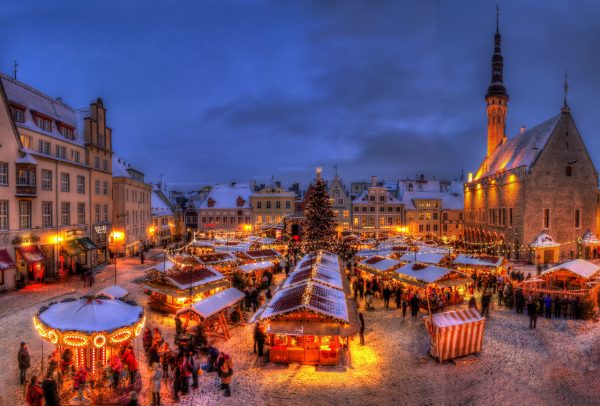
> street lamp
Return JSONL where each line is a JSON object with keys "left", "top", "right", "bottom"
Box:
{"left": 109, "top": 230, "right": 124, "bottom": 285}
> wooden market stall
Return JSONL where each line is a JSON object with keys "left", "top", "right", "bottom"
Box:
{"left": 451, "top": 254, "right": 507, "bottom": 276}
{"left": 177, "top": 287, "right": 246, "bottom": 341}
{"left": 252, "top": 251, "right": 360, "bottom": 366}
{"left": 397, "top": 252, "right": 448, "bottom": 266}
{"left": 195, "top": 252, "right": 240, "bottom": 274}
{"left": 144, "top": 266, "right": 229, "bottom": 313}
{"left": 579, "top": 230, "right": 600, "bottom": 260}
{"left": 357, "top": 256, "right": 402, "bottom": 276}
{"left": 33, "top": 296, "right": 145, "bottom": 403}
{"left": 236, "top": 260, "right": 276, "bottom": 285}
{"left": 529, "top": 231, "right": 560, "bottom": 265}
{"left": 424, "top": 308, "right": 486, "bottom": 362}
{"left": 236, "top": 249, "right": 283, "bottom": 264}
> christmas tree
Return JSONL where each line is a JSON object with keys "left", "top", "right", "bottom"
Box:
{"left": 303, "top": 167, "right": 337, "bottom": 253}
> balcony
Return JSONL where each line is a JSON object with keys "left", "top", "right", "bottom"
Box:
{"left": 16, "top": 160, "right": 37, "bottom": 197}
{"left": 16, "top": 184, "right": 37, "bottom": 197}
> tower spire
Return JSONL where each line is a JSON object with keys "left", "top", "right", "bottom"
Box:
{"left": 485, "top": 6, "right": 509, "bottom": 158}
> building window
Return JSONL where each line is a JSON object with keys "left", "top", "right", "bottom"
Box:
{"left": 442, "top": 212, "right": 448, "bottom": 221}
{"left": 95, "top": 204, "right": 101, "bottom": 224}
{"left": 343, "top": 210, "right": 349, "bottom": 219}
{"left": 353, "top": 217, "right": 359, "bottom": 226}
{"left": 418, "top": 224, "right": 424, "bottom": 232}
{"left": 58, "top": 125, "right": 74, "bottom": 139}
{"left": 266, "top": 201, "right": 271, "bottom": 209}
{"left": 0, "top": 200, "right": 8, "bottom": 230}
{"left": 38, "top": 140, "right": 51, "bottom": 155}
{"left": 19, "top": 200, "right": 32, "bottom": 229}
{"left": 34, "top": 114, "right": 52, "bottom": 132}
{"left": 103, "top": 181, "right": 108, "bottom": 195}
{"left": 77, "top": 176, "right": 85, "bottom": 194}
{"left": 426, "top": 224, "right": 431, "bottom": 232}
{"left": 443, "top": 224, "right": 448, "bottom": 232}
{"left": 77, "top": 203, "right": 85, "bottom": 224}
{"left": 17, "top": 167, "right": 35, "bottom": 186}
{"left": 575, "top": 209, "right": 581, "bottom": 229}
{"left": 102, "top": 204, "right": 108, "bottom": 222}
{"left": 433, "top": 224, "right": 438, "bottom": 232}
{"left": 285, "top": 201, "right": 291, "bottom": 209}
{"left": 379, "top": 207, "right": 385, "bottom": 212}
{"left": 61, "top": 173, "right": 70, "bottom": 192}
{"left": 369, "top": 207, "right": 375, "bottom": 212}
{"left": 71, "top": 150, "right": 80, "bottom": 163}
{"left": 10, "top": 105, "right": 25, "bottom": 123}
{"left": 55, "top": 145, "right": 67, "bottom": 159}
{"left": 0, "top": 163, "right": 7, "bottom": 185}
{"left": 102, "top": 159, "right": 108, "bottom": 171}
{"left": 21, "top": 135, "right": 32, "bottom": 149}
{"left": 95, "top": 180, "right": 100, "bottom": 195}
{"left": 42, "top": 202, "right": 53, "bottom": 228}
{"left": 387, "top": 217, "right": 393, "bottom": 226}
{"left": 433, "top": 212, "right": 438, "bottom": 220}
{"left": 379, "top": 217, "right": 385, "bottom": 226}
{"left": 256, "top": 202, "right": 262, "bottom": 209}
{"left": 543, "top": 208, "right": 550, "bottom": 229}
{"left": 509, "top": 208, "right": 513, "bottom": 227}
{"left": 41, "top": 170, "right": 52, "bottom": 190}
{"left": 369, "top": 196, "right": 375, "bottom": 202}
{"left": 565, "top": 166, "right": 572, "bottom": 177}
{"left": 94, "top": 157, "right": 100, "bottom": 169}
{"left": 61, "top": 202, "right": 70, "bottom": 226}
{"left": 276, "top": 201, "right": 281, "bottom": 209}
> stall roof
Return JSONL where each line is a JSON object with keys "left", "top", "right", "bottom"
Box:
{"left": 530, "top": 231, "right": 560, "bottom": 248}
{"left": 167, "top": 267, "right": 225, "bottom": 290}
{"left": 17, "top": 245, "right": 45, "bottom": 263}
{"left": 38, "top": 298, "right": 143, "bottom": 334}
{"left": 146, "top": 260, "right": 175, "bottom": 273}
{"left": 541, "top": 259, "right": 600, "bottom": 280}
{"left": 0, "top": 249, "right": 16, "bottom": 270}
{"left": 76, "top": 237, "right": 97, "bottom": 251}
{"left": 97, "top": 285, "right": 129, "bottom": 299}
{"left": 581, "top": 230, "right": 600, "bottom": 245}
{"left": 452, "top": 254, "right": 505, "bottom": 268}
{"left": 238, "top": 261, "right": 274, "bottom": 273}
{"left": 359, "top": 257, "right": 402, "bottom": 272}
{"left": 430, "top": 308, "right": 483, "bottom": 328}
{"left": 395, "top": 263, "right": 463, "bottom": 284}
{"left": 196, "top": 252, "right": 238, "bottom": 264}
{"left": 238, "top": 249, "right": 282, "bottom": 260}
{"left": 177, "top": 287, "right": 244, "bottom": 319}
{"left": 284, "top": 264, "right": 343, "bottom": 290}
{"left": 399, "top": 252, "right": 446, "bottom": 265}
{"left": 144, "top": 279, "right": 228, "bottom": 297}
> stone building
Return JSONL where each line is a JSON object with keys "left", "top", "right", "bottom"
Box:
{"left": 250, "top": 185, "right": 296, "bottom": 234}
{"left": 351, "top": 176, "right": 403, "bottom": 237}
{"left": 150, "top": 184, "right": 175, "bottom": 246}
{"left": 328, "top": 175, "right": 352, "bottom": 233}
{"left": 197, "top": 183, "right": 252, "bottom": 237}
{"left": 112, "top": 156, "right": 152, "bottom": 256}
{"left": 463, "top": 18, "right": 598, "bottom": 262}
{"left": 0, "top": 73, "right": 114, "bottom": 285}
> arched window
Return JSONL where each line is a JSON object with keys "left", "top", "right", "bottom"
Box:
{"left": 565, "top": 166, "right": 573, "bottom": 177}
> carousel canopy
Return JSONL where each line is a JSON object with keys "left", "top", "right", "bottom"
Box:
{"left": 38, "top": 298, "right": 143, "bottom": 334}
{"left": 96, "top": 285, "right": 129, "bottom": 299}
{"left": 453, "top": 254, "right": 504, "bottom": 268}
{"left": 177, "top": 287, "right": 244, "bottom": 319}
{"left": 530, "top": 231, "right": 560, "bottom": 248}
{"left": 238, "top": 261, "right": 274, "bottom": 273}
{"left": 541, "top": 259, "right": 600, "bottom": 280}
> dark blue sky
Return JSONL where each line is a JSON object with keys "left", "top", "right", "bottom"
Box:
{"left": 2, "top": 0, "right": 600, "bottom": 190}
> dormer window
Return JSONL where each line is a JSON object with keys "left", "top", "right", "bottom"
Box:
{"left": 57, "top": 122, "right": 75, "bottom": 140}
{"left": 207, "top": 198, "right": 215, "bottom": 208}
{"left": 31, "top": 111, "right": 53, "bottom": 132}
{"left": 9, "top": 103, "right": 25, "bottom": 123}
{"left": 408, "top": 183, "right": 413, "bottom": 192}
{"left": 236, "top": 196, "right": 245, "bottom": 207}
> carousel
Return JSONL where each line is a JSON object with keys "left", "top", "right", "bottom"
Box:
{"left": 33, "top": 296, "right": 145, "bottom": 404}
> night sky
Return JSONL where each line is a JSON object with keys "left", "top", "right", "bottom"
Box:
{"left": 2, "top": 0, "right": 600, "bottom": 190}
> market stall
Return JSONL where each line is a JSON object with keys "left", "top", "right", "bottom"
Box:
{"left": 451, "top": 254, "right": 506, "bottom": 276}
{"left": 0, "top": 249, "right": 17, "bottom": 292}
{"left": 398, "top": 252, "right": 448, "bottom": 266}
{"left": 579, "top": 230, "right": 600, "bottom": 260}
{"left": 97, "top": 285, "right": 129, "bottom": 299}
{"left": 358, "top": 256, "right": 402, "bottom": 276}
{"left": 33, "top": 296, "right": 145, "bottom": 402}
{"left": 252, "top": 252, "right": 360, "bottom": 366}
{"left": 424, "top": 308, "right": 485, "bottom": 362}
{"left": 236, "top": 261, "right": 275, "bottom": 285}
{"left": 236, "top": 249, "right": 283, "bottom": 264}
{"left": 195, "top": 252, "right": 240, "bottom": 274}
{"left": 529, "top": 231, "right": 560, "bottom": 265}
{"left": 145, "top": 266, "right": 229, "bottom": 313}
{"left": 177, "top": 287, "right": 245, "bottom": 340}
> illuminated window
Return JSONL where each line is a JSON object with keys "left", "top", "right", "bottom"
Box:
{"left": 543, "top": 209, "right": 550, "bottom": 229}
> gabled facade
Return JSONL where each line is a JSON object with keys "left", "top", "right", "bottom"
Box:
{"left": 351, "top": 176, "right": 403, "bottom": 237}
{"left": 197, "top": 183, "right": 252, "bottom": 236}
{"left": 328, "top": 175, "right": 351, "bottom": 232}
{"left": 250, "top": 185, "right": 296, "bottom": 232}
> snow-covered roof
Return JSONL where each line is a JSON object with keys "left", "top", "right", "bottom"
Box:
{"left": 238, "top": 261, "right": 274, "bottom": 273}
{"left": 166, "top": 267, "right": 225, "bottom": 290}
{"left": 177, "top": 288, "right": 245, "bottom": 319}
{"left": 146, "top": 260, "right": 175, "bottom": 273}
{"left": 530, "top": 231, "right": 560, "bottom": 248}
{"left": 214, "top": 242, "right": 252, "bottom": 252}
{"left": 351, "top": 188, "right": 402, "bottom": 204}
{"left": 38, "top": 298, "right": 143, "bottom": 334}
{"left": 395, "top": 263, "right": 459, "bottom": 284}
{"left": 0, "top": 73, "right": 88, "bottom": 146}
{"left": 453, "top": 254, "right": 505, "bottom": 268}
{"left": 359, "top": 256, "right": 402, "bottom": 272}
{"left": 152, "top": 190, "right": 174, "bottom": 217}
{"left": 198, "top": 183, "right": 252, "bottom": 209}
{"left": 430, "top": 308, "right": 483, "bottom": 328}
{"left": 16, "top": 153, "right": 37, "bottom": 165}
{"left": 475, "top": 114, "right": 562, "bottom": 180}
{"left": 542, "top": 259, "right": 600, "bottom": 280}
{"left": 96, "top": 285, "right": 129, "bottom": 299}
{"left": 399, "top": 252, "right": 446, "bottom": 265}
{"left": 581, "top": 230, "right": 600, "bottom": 245}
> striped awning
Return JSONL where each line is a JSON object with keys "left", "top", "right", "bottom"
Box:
{"left": 76, "top": 237, "right": 97, "bottom": 251}
{"left": 61, "top": 239, "right": 84, "bottom": 256}
{"left": 17, "top": 245, "right": 46, "bottom": 263}
{"left": 0, "top": 249, "right": 16, "bottom": 270}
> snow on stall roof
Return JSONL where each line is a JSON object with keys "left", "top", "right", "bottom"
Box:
{"left": 0, "top": 73, "right": 88, "bottom": 146}
{"left": 198, "top": 183, "right": 252, "bottom": 209}
{"left": 475, "top": 114, "right": 562, "bottom": 179}
{"left": 238, "top": 261, "right": 274, "bottom": 273}
{"left": 167, "top": 267, "right": 225, "bottom": 290}
{"left": 430, "top": 308, "right": 483, "bottom": 328}
{"left": 360, "top": 257, "right": 401, "bottom": 272}
{"left": 146, "top": 260, "right": 175, "bottom": 273}
{"left": 399, "top": 252, "right": 446, "bottom": 265}
{"left": 395, "top": 263, "right": 457, "bottom": 284}
{"left": 453, "top": 254, "right": 504, "bottom": 268}
{"left": 38, "top": 298, "right": 143, "bottom": 334}
{"left": 581, "top": 230, "right": 600, "bottom": 245}
{"left": 542, "top": 259, "right": 600, "bottom": 280}
{"left": 215, "top": 242, "right": 252, "bottom": 252}
{"left": 530, "top": 231, "right": 560, "bottom": 248}
{"left": 177, "top": 288, "right": 245, "bottom": 319}
{"left": 96, "top": 285, "right": 129, "bottom": 299}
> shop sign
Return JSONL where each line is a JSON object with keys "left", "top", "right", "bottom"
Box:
{"left": 12, "top": 234, "right": 40, "bottom": 245}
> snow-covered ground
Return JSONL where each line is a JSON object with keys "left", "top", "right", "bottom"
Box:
{"left": 2, "top": 254, "right": 599, "bottom": 405}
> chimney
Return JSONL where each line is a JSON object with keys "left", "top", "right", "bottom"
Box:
{"left": 520, "top": 125, "right": 526, "bottom": 134}
{"left": 371, "top": 176, "right": 377, "bottom": 187}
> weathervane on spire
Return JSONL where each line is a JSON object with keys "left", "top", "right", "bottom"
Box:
{"left": 562, "top": 71, "right": 571, "bottom": 112}
{"left": 13, "top": 60, "right": 18, "bottom": 80}
{"left": 496, "top": 3, "right": 500, "bottom": 33}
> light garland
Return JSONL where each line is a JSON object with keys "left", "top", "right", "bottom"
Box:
{"left": 93, "top": 334, "right": 106, "bottom": 348}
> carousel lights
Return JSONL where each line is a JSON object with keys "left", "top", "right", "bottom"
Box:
{"left": 93, "top": 334, "right": 107, "bottom": 348}
{"left": 63, "top": 333, "right": 89, "bottom": 347}
{"left": 47, "top": 329, "right": 59, "bottom": 345}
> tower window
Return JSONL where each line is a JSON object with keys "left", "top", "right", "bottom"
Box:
{"left": 565, "top": 166, "right": 572, "bottom": 177}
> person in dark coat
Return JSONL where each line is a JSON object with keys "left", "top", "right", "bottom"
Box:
{"left": 383, "top": 286, "right": 392, "bottom": 310}
{"left": 395, "top": 287, "right": 402, "bottom": 309}
{"left": 410, "top": 294, "right": 420, "bottom": 316}
{"left": 481, "top": 290, "right": 491, "bottom": 318}
{"left": 256, "top": 324, "right": 266, "bottom": 357}
{"left": 544, "top": 295, "right": 552, "bottom": 319}
{"left": 553, "top": 296, "right": 562, "bottom": 318}
{"left": 527, "top": 300, "right": 538, "bottom": 329}
{"left": 41, "top": 373, "right": 59, "bottom": 406}
{"left": 18, "top": 341, "right": 30, "bottom": 385}
{"left": 358, "top": 312, "right": 365, "bottom": 345}
{"left": 401, "top": 297, "right": 408, "bottom": 317}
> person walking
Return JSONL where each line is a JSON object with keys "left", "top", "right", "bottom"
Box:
{"left": 219, "top": 353, "right": 234, "bottom": 397}
{"left": 256, "top": 324, "right": 266, "bottom": 357}
{"left": 150, "top": 362, "right": 163, "bottom": 405}
{"left": 383, "top": 286, "right": 391, "bottom": 310}
{"left": 481, "top": 290, "right": 491, "bottom": 318}
{"left": 527, "top": 299, "right": 538, "bottom": 329}
{"left": 553, "top": 296, "right": 562, "bottom": 318}
{"left": 126, "top": 391, "right": 139, "bottom": 406}
{"left": 395, "top": 287, "right": 402, "bottom": 309}
{"left": 18, "top": 341, "right": 30, "bottom": 385}
{"left": 401, "top": 296, "right": 408, "bottom": 317}
{"left": 497, "top": 285, "right": 504, "bottom": 306}
{"left": 42, "top": 373, "right": 60, "bottom": 406}
{"left": 544, "top": 294, "right": 552, "bottom": 319}
{"left": 468, "top": 296, "right": 477, "bottom": 309}
{"left": 358, "top": 312, "right": 365, "bottom": 346}
{"left": 25, "top": 376, "right": 43, "bottom": 406}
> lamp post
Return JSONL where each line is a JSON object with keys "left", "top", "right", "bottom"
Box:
{"left": 109, "top": 230, "right": 124, "bottom": 285}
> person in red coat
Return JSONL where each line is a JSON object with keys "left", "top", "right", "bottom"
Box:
{"left": 122, "top": 345, "right": 138, "bottom": 385}
{"left": 25, "top": 376, "right": 43, "bottom": 406}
